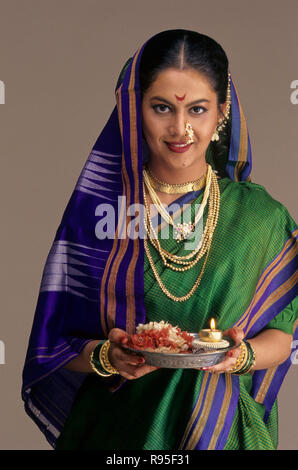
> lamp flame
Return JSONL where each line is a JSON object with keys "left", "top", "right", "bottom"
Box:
{"left": 210, "top": 318, "right": 216, "bottom": 331}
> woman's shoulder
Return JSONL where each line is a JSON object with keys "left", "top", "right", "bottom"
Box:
{"left": 219, "top": 177, "right": 296, "bottom": 227}
{"left": 220, "top": 176, "right": 286, "bottom": 209}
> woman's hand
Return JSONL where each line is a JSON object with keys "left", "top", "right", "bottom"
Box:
{"left": 108, "top": 328, "right": 159, "bottom": 380}
{"left": 198, "top": 327, "right": 244, "bottom": 374}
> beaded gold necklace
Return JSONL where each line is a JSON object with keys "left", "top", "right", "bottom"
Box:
{"left": 143, "top": 168, "right": 221, "bottom": 302}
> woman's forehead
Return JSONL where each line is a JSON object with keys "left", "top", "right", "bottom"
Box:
{"left": 144, "top": 68, "right": 217, "bottom": 99}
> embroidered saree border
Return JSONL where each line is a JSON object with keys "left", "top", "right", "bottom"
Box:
{"left": 235, "top": 228, "right": 298, "bottom": 334}
{"left": 179, "top": 373, "right": 237, "bottom": 450}
{"left": 252, "top": 317, "right": 298, "bottom": 420}
{"left": 227, "top": 76, "right": 251, "bottom": 182}
{"left": 100, "top": 46, "right": 144, "bottom": 337}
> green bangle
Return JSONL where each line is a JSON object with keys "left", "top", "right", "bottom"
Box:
{"left": 233, "top": 340, "right": 255, "bottom": 375}
{"left": 90, "top": 341, "right": 112, "bottom": 377}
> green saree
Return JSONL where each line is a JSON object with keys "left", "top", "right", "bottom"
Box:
{"left": 56, "top": 177, "right": 297, "bottom": 450}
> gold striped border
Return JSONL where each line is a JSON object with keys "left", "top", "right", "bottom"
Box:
{"left": 178, "top": 372, "right": 210, "bottom": 449}
{"left": 208, "top": 373, "right": 233, "bottom": 449}
{"left": 239, "top": 271, "right": 297, "bottom": 335}
{"left": 255, "top": 316, "right": 298, "bottom": 404}
{"left": 99, "top": 84, "right": 125, "bottom": 337}
{"left": 126, "top": 47, "right": 142, "bottom": 334}
{"left": 254, "top": 365, "right": 278, "bottom": 404}
{"left": 235, "top": 231, "right": 298, "bottom": 331}
{"left": 100, "top": 46, "right": 143, "bottom": 335}
{"left": 184, "top": 373, "right": 219, "bottom": 450}
{"left": 232, "top": 82, "right": 248, "bottom": 182}
{"left": 106, "top": 91, "right": 131, "bottom": 332}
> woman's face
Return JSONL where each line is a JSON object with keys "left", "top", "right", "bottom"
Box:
{"left": 141, "top": 67, "right": 226, "bottom": 175}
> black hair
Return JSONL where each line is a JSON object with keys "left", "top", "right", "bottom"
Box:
{"left": 139, "top": 29, "right": 228, "bottom": 104}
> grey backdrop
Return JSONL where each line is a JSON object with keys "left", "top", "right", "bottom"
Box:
{"left": 0, "top": 0, "right": 297, "bottom": 450}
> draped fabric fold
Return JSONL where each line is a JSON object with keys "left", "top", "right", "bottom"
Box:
{"left": 22, "top": 31, "right": 297, "bottom": 449}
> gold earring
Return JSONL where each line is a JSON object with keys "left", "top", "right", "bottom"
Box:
{"left": 211, "top": 72, "right": 232, "bottom": 142}
{"left": 211, "top": 129, "right": 220, "bottom": 142}
{"left": 185, "top": 121, "right": 194, "bottom": 144}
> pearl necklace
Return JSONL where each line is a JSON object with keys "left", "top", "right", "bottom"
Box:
{"left": 143, "top": 164, "right": 213, "bottom": 242}
{"left": 143, "top": 170, "right": 219, "bottom": 268}
{"left": 143, "top": 170, "right": 221, "bottom": 302}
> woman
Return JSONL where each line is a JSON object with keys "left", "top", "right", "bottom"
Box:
{"left": 22, "top": 30, "right": 298, "bottom": 450}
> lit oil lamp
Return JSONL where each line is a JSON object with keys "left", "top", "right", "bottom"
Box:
{"left": 192, "top": 318, "right": 230, "bottom": 352}
{"left": 199, "top": 318, "right": 223, "bottom": 343}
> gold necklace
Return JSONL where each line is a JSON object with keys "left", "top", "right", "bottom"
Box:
{"left": 144, "top": 237, "right": 211, "bottom": 302}
{"left": 143, "top": 164, "right": 213, "bottom": 242}
{"left": 143, "top": 171, "right": 220, "bottom": 302}
{"left": 145, "top": 165, "right": 207, "bottom": 194}
{"left": 143, "top": 170, "right": 220, "bottom": 266}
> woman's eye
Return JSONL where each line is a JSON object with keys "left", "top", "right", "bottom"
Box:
{"left": 191, "top": 106, "right": 206, "bottom": 115}
{"left": 153, "top": 104, "right": 170, "bottom": 114}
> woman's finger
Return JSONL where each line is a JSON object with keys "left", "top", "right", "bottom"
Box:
{"left": 224, "top": 327, "right": 244, "bottom": 345}
{"left": 112, "top": 344, "right": 145, "bottom": 365}
{"left": 108, "top": 328, "right": 129, "bottom": 345}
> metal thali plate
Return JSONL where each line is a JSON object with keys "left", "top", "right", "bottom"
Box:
{"left": 126, "top": 334, "right": 239, "bottom": 369}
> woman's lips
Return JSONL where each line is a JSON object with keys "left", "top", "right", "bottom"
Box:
{"left": 165, "top": 141, "right": 193, "bottom": 153}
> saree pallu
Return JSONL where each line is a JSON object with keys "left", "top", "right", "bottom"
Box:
{"left": 55, "top": 178, "right": 298, "bottom": 450}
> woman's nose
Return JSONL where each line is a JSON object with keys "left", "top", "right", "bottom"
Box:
{"left": 168, "top": 113, "right": 186, "bottom": 139}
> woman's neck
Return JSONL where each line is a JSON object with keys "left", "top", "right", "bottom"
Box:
{"left": 147, "top": 159, "right": 208, "bottom": 185}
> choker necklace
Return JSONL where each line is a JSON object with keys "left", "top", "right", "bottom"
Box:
{"left": 145, "top": 165, "right": 207, "bottom": 194}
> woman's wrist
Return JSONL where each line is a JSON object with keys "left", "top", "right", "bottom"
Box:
{"left": 229, "top": 340, "right": 256, "bottom": 375}
{"left": 89, "top": 340, "right": 119, "bottom": 377}
{"left": 89, "top": 341, "right": 112, "bottom": 377}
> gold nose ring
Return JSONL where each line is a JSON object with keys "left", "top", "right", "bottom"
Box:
{"left": 185, "top": 121, "right": 194, "bottom": 144}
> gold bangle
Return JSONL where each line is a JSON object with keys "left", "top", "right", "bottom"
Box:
{"left": 99, "top": 340, "right": 119, "bottom": 375}
{"left": 229, "top": 341, "right": 248, "bottom": 374}
{"left": 89, "top": 350, "right": 112, "bottom": 377}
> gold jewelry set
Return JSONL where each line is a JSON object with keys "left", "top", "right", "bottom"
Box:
{"left": 143, "top": 165, "right": 212, "bottom": 243}
{"left": 143, "top": 162, "right": 220, "bottom": 302}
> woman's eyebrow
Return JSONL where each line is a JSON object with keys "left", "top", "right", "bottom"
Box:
{"left": 150, "top": 96, "right": 210, "bottom": 106}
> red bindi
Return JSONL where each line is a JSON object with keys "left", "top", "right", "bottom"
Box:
{"left": 175, "top": 94, "right": 186, "bottom": 102}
